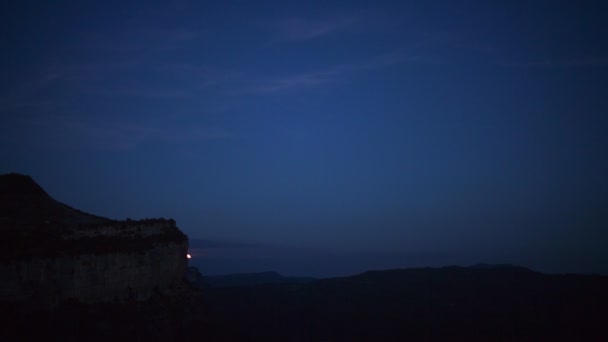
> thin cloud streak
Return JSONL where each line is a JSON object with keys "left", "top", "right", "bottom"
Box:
{"left": 85, "top": 83, "right": 193, "bottom": 99}
{"left": 20, "top": 115, "right": 234, "bottom": 150}
{"left": 1, "top": 50, "right": 430, "bottom": 106}
{"left": 236, "top": 51, "right": 428, "bottom": 94}
{"left": 76, "top": 27, "right": 202, "bottom": 53}
{"left": 277, "top": 14, "right": 362, "bottom": 41}
{"left": 0, "top": 73, "right": 61, "bottom": 112}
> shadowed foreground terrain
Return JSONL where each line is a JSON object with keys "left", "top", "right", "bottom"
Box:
{"left": 3, "top": 265, "right": 607, "bottom": 341}
{"left": 200, "top": 266, "right": 608, "bottom": 341}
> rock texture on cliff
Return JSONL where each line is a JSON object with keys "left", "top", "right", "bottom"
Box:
{"left": 0, "top": 173, "right": 189, "bottom": 305}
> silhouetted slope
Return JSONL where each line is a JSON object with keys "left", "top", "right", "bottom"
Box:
{"left": 0, "top": 173, "right": 110, "bottom": 231}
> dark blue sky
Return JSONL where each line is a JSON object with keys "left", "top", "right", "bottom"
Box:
{"left": 1, "top": 1, "right": 607, "bottom": 276}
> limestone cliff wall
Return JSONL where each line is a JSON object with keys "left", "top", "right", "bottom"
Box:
{"left": 0, "top": 218, "right": 189, "bottom": 305}
{"left": 0, "top": 174, "right": 191, "bottom": 306}
{"left": 0, "top": 240, "right": 188, "bottom": 304}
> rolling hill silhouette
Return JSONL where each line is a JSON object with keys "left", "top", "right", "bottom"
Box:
{"left": 202, "top": 265, "right": 608, "bottom": 340}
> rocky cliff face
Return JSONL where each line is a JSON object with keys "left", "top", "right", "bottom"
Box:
{"left": 0, "top": 173, "right": 189, "bottom": 306}
{"left": 0, "top": 230, "right": 188, "bottom": 305}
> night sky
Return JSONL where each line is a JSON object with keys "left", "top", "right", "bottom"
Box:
{"left": 1, "top": 1, "right": 607, "bottom": 276}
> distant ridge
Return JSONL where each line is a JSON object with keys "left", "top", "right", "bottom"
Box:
{"left": 198, "top": 266, "right": 539, "bottom": 288}
{"left": 202, "top": 264, "right": 608, "bottom": 340}
{"left": 339, "top": 265, "right": 539, "bottom": 284}
{"left": 204, "top": 271, "right": 316, "bottom": 287}
{"left": 468, "top": 263, "right": 535, "bottom": 272}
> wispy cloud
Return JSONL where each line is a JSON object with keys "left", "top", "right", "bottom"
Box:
{"left": 20, "top": 115, "right": 234, "bottom": 150}
{"left": 85, "top": 82, "right": 193, "bottom": 99}
{"left": 1, "top": 49, "right": 429, "bottom": 108}
{"left": 277, "top": 14, "right": 362, "bottom": 41}
{"left": 240, "top": 70, "right": 337, "bottom": 93}
{"left": 0, "top": 72, "right": 61, "bottom": 112}
{"left": 237, "top": 51, "right": 426, "bottom": 94}
{"left": 77, "top": 27, "right": 201, "bottom": 53}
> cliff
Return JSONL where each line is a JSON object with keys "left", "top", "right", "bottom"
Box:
{"left": 0, "top": 173, "right": 189, "bottom": 306}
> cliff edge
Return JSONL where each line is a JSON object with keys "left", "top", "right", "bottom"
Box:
{"left": 0, "top": 173, "right": 189, "bottom": 305}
